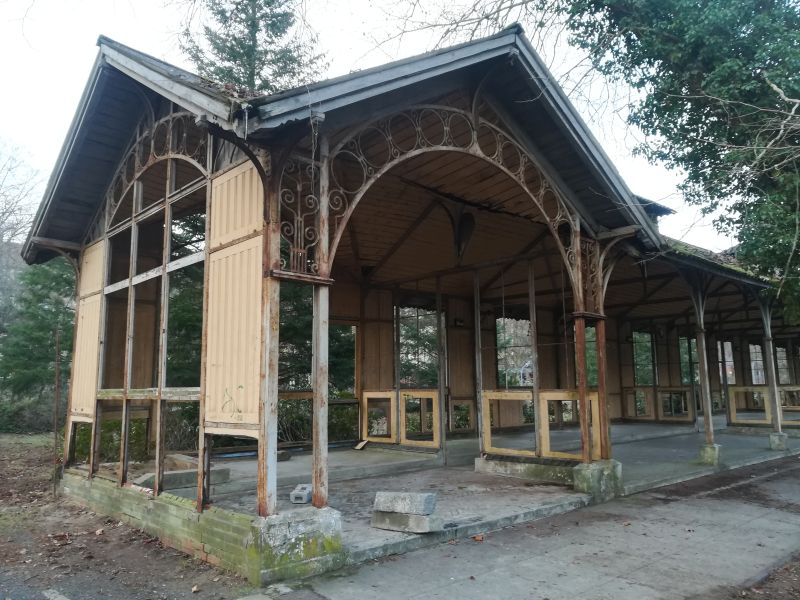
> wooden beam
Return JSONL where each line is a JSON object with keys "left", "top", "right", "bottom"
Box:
{"left": 30, "top": 236, "right": 82, "bottom": 253}
{"left": 367, "top": 198, "right": 439, "bottom": 282}
{"left": 614, "top": 275, "right": 678, "bottom": 319}
{"left": 481, "top": 231, "right": 549, "bottom": 293}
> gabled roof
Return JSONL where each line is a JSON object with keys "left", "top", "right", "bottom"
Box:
{"left": 22, "top": 37, "right": 250, "bottom": 264}
{"left": 25, "top": 27, "right": 667, "bottom": 263}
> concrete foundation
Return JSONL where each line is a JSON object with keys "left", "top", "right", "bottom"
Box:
{"left": 474, "top": 457, "right": 574, "bottom": 485}
{"left": 572, "top": 460, "right": 623, "bottom": 503}
{"left": 699, "top": 443, "right": 721, "bottom": 465}
{"left": 61, "top": 470, "right": 345, "bottom": 585}
{"left": 770, "top": 432, "right": 789, "bottom": 451}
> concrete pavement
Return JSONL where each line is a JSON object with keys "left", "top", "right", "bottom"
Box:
{"left": 260, "top": 456, "right": 800, "bottom": 600}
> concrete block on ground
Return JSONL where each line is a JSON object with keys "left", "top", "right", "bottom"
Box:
{"left": 290, "top": 484, "right": 312, "bottom": 504}
{"left": 277, "top": 450, "right": 291, "bottom": 462}
{"left": 370, "top": 510, "right": 444, "bottom": 533}
{"left": 699, "top": 443, "right": 721, "bottom": 465}
{"left": 572, "top": 460, "right": 622, "bottom": 503}
{"left": 373, "top": 491, "right": 437, "bottom": 515}
{"left": 769, "top": 432, "right": 789, "bottom": 451}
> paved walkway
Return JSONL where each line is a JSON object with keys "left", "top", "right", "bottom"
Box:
{"left": 268, "top": 456, "right": 800, "bottom": 600}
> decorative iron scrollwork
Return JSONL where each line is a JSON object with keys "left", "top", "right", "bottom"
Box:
{"left": 102, "top": 112, "right": 209, "bottom": 233}
{"left": 277, "top": 104, "right": 581, "bottom": 284}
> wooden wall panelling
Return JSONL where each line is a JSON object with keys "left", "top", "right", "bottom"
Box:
{"left": 209, "top": 162, "right": 264, "bottom": 249}
{"left": 204, "top": 235, "right": 263, "bottom": 429}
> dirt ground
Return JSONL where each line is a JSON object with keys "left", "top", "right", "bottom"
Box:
{"left": 1, "top": 433, "right": 800, "bottom": 599}
{"left": 0, "top": 433, "right": 254, "bottom": 600}
{"left": 728, "top": 553, "right": 800, "bottom": 599}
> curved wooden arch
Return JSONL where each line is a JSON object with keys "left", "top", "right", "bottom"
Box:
{"left": 278, "top": 104, "right": 585, "bottom": 300}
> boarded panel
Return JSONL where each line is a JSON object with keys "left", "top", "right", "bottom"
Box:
{"left": 331, "top": 283, "right": 360, "bottom": 321}
{"left": 210, "top": 162, "right": 263, "bottom": 249}
{"left": 447, "top": 298, "right": 474, "bottom": 398}
{"left": 70, "top": 294, "right": 102, "bottom": 418}
{"left": 205, "top": 235, "right": 262, "bottom": 426}
{"left": 78, "top": 241, "right": 105, "bottom": 297}
{"left": 363, "top": 289, "right": 394, "bottom": 390}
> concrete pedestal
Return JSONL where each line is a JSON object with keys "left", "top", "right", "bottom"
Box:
{"left": 572, "top": 460, "right": 622, "bottom": 503}
{"left": 769, "top": 432, "right": 789, "bottom": 451}
{"left": 699, "top": 443, "right": 721, "bottom": 465}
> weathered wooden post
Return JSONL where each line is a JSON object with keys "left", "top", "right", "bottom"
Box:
{"left": 686, "top": 271, "right": 719, "bottom": 465}
{"left": 312, "top": 129, "right": 330, "bottom": 508}
{"left": 758, "top": 296, "right": 788, "bottom": 450}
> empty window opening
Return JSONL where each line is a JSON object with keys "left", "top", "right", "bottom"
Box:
{"left": 102, "top": 288, "right": 129, "bottom": 389}
{"left": 108, "top": 229, "right": 132, "bottom": 285}
{"left": 633, "top": 331, "right": 656, "bottom": 386}
{"left": 170, "top": 190, "right": 206, "bottom": 260}
{"left": 138, "top": 161, "right": 168, "bottom": 212}
{"left": 399, "top": 306, "right": 439, "bottom": 388}
{"left": 776, "top": 346, "right": 792, "bottom": 385}
{"left": 717, "top": 340, "right": 736, "bottom": 385}
{"left": 496, "top": 315, "right": 532, "bottom": 388}
{"left": 165, "top": 263, "right": 203, "bottom": 388}
{"left": 131, "top": 277, "right": 161, "bottom": 389}
{"left": 136, "top": 211, "right": 165, "bottom": 275}
{"left": 679, "top": 336, "right": 699, "bottom": 386}
{"left": 750, "top": 344, "right": 766, "bottom": 385}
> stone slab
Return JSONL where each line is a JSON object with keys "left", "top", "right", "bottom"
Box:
{"left": 373, "top": 491, "right": 437, "bottom": 515}
{"left": 370, "top": 511, "right": 444, "bottom": 533}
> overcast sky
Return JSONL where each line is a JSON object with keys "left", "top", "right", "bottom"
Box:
{"left": 0, "top": 0, "right": 734, "bottom": 251}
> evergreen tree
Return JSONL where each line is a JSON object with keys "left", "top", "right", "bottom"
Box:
{"left": 180, "top": 0, "right": 325, "bottom": 94}
{"left": 0, "top": 257, "right": 75, "bottom": 432}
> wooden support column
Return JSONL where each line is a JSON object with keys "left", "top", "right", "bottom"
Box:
{"left": 575, "top": 315, "right": 591, "bottom": 463}
{"left": 435, "top": 278, "right": 448, "bottom": 463}
{"left": 687, "top": 277, "right": 715, "bottom": 446}
{"left": 117, "top": 397, "right": 130, "bottom": 485}
{"left": 473, "top": 271, "right": 485, "bottom": 456}
{"left": 527, "top": 261, "right": 543, "bottom": 456}
{"left": 312, "top": 129, "right": 330, "bottom": 508}
{"left": 312, "top": 285, "right": 329, "bottom": 507}
{"left": 695, "top": 327, "right": 715, "bottom": 445}
{"left": 758, "top": 299, "right": 783, "bottom": 433}
{"left": 595, "top": 317, "right": 611, "bottom": 459}
{"left": 255, "top": 145, "right": 282, "bottom": 517}
{"left": 88, "top": 400, "right": 102, "bottom": 477}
